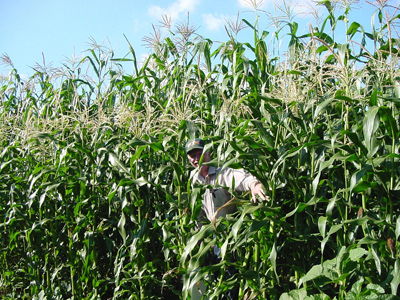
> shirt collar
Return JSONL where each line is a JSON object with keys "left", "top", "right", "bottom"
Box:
{"left": 207, "top": 166, "right": 217, "bottom": 175}
{"left": 193, "top": 165, "right": 217, "bottom": 182}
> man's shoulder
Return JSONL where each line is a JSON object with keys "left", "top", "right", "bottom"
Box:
{"left": 218, "top": 166, "right": 245, "bottom": 175}
{"left": 217, "top": 167, "right": 251, "bottom": 181}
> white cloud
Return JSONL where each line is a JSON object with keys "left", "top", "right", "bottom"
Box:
{"left": 274, "top": 0, "right": 320, "bottom": 18}
{"left": 238, "top": 0, "right": 269, "bottom": 9}
{"left": 202, "top": 13, "right": 226, "bottom": 31}
{"left": 148, "top": 0, "right": 201, "bottom": 20}
{"left": 148, "top": 5, "right": 165, "bottom": 18}
{"left": 238, "top": 0, "right": 318, "bottom": 14}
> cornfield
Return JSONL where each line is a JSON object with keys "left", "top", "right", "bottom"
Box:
{"left": 1, "top": 1, "right": 400, "bottom": 299}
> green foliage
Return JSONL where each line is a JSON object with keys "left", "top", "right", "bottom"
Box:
{"left": 1, "top": 1, "right": 400, "bottom": 299}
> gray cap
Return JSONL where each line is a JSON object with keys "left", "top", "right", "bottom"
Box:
{"left": 185, "top": 138, "right": 205, "bottom": 153}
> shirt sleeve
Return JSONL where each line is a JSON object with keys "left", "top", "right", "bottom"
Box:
{"left": 217, "top": 168, "right": 259, "bottom": 192}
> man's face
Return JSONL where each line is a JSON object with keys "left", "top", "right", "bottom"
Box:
{"left": 187, "top": 148, "right": 208, "bottom": 168}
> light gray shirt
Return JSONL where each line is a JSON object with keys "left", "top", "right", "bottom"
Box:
{"left": 192, "top": 166, "right": 259, "bottom": 223}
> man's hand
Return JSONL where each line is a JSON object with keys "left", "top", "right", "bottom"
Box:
{"left": 250, "top": 182, "right": 267, "bottom": 203}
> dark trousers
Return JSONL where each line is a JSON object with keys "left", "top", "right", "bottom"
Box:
{"left": 211, "top": 249, "right": 239, "bottom": 300}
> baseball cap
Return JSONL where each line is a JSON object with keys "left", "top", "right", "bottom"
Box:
{"left": 185, "top": 138, "right": 205, "bottom": 153}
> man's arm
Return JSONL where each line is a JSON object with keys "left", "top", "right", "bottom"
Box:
{"left": 219, "top": 168, "right": 267, "bottom": 203}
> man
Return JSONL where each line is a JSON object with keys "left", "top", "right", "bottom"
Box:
{"left": 185, "top": 138, "right": 266, "bottom": 224}
{"left": 185, "top": 138, "right": 266, "bottom": 300}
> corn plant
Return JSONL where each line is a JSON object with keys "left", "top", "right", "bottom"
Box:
{"left": 1, "top": 0, "right": 400, "bottom": 299}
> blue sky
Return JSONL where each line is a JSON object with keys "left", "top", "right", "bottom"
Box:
{"left": 1, "top": 0, "right": 397, "bottom": 76}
